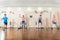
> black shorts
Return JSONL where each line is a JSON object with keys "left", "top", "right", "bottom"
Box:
{"left": 4, "top": 22, "right": 7, "bottom": 26}
{"left": 38, "top": 20, "right": 42, "bottom": 23}
{"left": 22, "top": 21, "right": 25, "bottom": 24}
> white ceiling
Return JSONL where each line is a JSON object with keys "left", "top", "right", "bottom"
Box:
{"left": 0, "top": 0, "right": 60, "bottom": 7}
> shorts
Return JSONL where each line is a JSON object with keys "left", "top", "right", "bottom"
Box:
{"left": 22, "top": 21, "right": 25, "bottom": 25}
{"left": 38, "top": 20, "right": 42, "bottom": 23}
{"left": 4, "top": 22, "right": 7, "bottom": 26}
{"left": 52, "top": 21, "right": 56, "bottom": 24}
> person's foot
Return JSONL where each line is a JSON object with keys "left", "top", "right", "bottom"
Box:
{"left": 41, "top": 27, "right": 44, "bottom": 29}
{"left": 18, "top": 27, "right": 22, "bottom": 29}
{"left": 57, "top": 27, "right": 59, "bottom": 30}
{"left": 51, "top": 27, "right": 53, "bottom": 30}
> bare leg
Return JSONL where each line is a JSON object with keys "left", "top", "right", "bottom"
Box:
{"left": 38, "top": 23, "right": 39, "bottom": 28}
{"left": 55, "top": 24, "right": 58, "bottom": 27}
{"left": 51, "top": 24, "right": 53, "bottom": 30}
{"left": 38, "top": 23, "right": 41, "bottom": 28}
{"left": 22, "top": 25, "right": 23, "bottom": 29}
{"left": 41, "top": 23, "right": 42, "bottom": 27}
{"left": 51, "top": 24, "right": 57, "bottom": 30}
{"left": 38, "top": 23, "right": 42, "bottom": 29}
{"left": 3, "top": 24, "right": 6, "bottom": 31}
{"left": 55, "top": 24, "right": 59, "bottom": 29}
{"left": 6, "top": 25, "right": 7, "bottom": 29}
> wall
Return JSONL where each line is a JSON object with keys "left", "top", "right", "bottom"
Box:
{"left": 0, "top": 7, "right": 59, "bottom": 28}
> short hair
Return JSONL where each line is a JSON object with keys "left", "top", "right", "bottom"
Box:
{"left": 40, "top": 15, "right": 42, "bottom": 16}
{"left": 4, "top": 14, "right": 6, "bottom": 16}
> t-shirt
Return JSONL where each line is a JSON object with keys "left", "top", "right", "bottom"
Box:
{"left": 39, "top": 17, "right": 42, "bottom": 20}
{"left": 52, "top": 17, "right": 57, "bottom": 22}
{"left": 2, "top": 16, "right": 8, "bottom": 23}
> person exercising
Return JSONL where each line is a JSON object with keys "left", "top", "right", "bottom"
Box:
{"left": 2, "top": 14, "right": 8, "bottom": 29}
{"left": 51, "top": 15, "right": 57, "bottom": 28}
{"left": 38, "top": 15, "right": 42, "bottom": 28}
{"left": 21, "top": 15, "right": 26, "bottom": 28}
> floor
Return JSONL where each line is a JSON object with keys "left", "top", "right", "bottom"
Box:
{"left": 4, "top": 28, "right": 60, "bottom": 40}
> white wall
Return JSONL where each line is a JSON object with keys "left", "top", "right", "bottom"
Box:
{"left": 0, "top": 0, "right": 60, "bottom": 7}
{"left": 0, "top": 7, "right": 59, "bottom": 28}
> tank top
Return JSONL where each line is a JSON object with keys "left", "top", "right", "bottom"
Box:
{"left": 52, "top": 17, "right": 57, "bottom": 22}
{"left": 21, "top": 17, "right": 25, "bottom": 21}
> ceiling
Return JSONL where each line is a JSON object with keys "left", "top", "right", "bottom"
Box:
{"left": 0, "top": 0, "right": 60, "bottom": 7}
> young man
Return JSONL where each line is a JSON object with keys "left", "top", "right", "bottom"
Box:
{"left": 38, "top": 15, "right": 42, "bottom": 28}
{"left": 2, "top": 14, "right": 8, "bottom": 29}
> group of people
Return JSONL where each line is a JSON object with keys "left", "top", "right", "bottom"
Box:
{"left": 38, "top": 14, "right": 58, "bottom": 28}
{"left": 2, "top": 14, "right": 26, "bottom": 29}
{"left": 1, "top": 13, "right": 58, "bottom": 30}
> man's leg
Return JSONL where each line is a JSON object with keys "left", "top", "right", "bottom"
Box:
{"left": 5, "top": 23, "right": 7, "bottom": 29}
{"left": 38, "top": 23, "right": 41, "bottom": 28}
{"left": 41, "top": 22, "right": 42, "bottom": 27}
{"left": 3, "top": 23, "right": 5, "bottom": 31}
{"left": 6, "top": 25, "right": 7, "bottom": 29}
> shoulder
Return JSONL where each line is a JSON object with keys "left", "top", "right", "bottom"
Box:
{"left": 6, "top": 17, "right": 8, "bottom": 18}
{"left": 2, "top": 17, "right": 4, "bottom": 19}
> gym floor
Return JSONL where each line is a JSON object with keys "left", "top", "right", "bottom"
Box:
{"left": 4, "top": 28, "right": 60, "bottom": 40}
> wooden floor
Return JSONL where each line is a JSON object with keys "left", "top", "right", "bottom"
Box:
{"left": 4, "top": 28, "right": 60, "bottom": 40}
